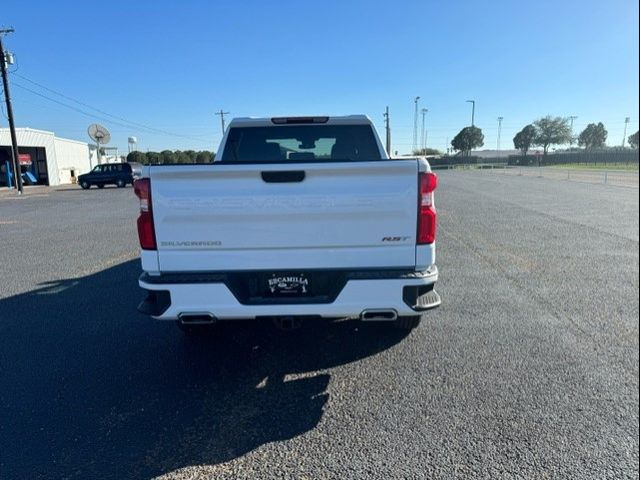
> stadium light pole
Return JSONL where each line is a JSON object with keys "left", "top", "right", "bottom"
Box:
{"left": 413, "top": 96, "right": 420, "bottom": 152}
{"left": 466, "top": 100, "right": 475, "bottom": 126}
{"left": 420, "top": 108, "right": 428, "bottom": 150}
{"left": 568, "top": 116, "right": 577, "bottom": 150}
{"left": 622, "top": 117, "right": 630, "bottom": 147}
{"left": 384, "top": 106, "right": 391, "bottom": 155}
{"left": 497, "top": 117, "right": 503, "bottom": 157}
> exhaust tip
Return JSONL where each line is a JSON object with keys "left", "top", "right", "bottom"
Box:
{"left": 178, "top": 313, "right": 216, "bottom": 325}
{"left": 360, "top": 309, "right": 398, "bottom": 322}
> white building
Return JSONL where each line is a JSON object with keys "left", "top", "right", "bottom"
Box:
{"left": 0, "top": 128, "right": 93, "bottom": 186}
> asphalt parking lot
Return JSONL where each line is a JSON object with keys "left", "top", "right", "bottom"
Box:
{"left": 1, "top": 174, "right": 638, "bottom": 479}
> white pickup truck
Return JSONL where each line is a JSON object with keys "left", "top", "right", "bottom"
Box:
{"left": 135, "top": 115, "right": 440, "bottom": 333}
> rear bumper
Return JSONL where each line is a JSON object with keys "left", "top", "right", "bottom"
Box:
{"left": 138, "top": 267, "right": 440, "bottom": 320}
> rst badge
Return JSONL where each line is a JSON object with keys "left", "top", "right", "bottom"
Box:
{"left": 382, "top": 236, "right": 410, "bottom": 242}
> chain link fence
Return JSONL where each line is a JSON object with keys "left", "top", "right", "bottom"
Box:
{"left": 429, "top": 151, "right": 638, "bottom": 187}
{"left": 484, "top": 165, "right": 638, "bottom": 187}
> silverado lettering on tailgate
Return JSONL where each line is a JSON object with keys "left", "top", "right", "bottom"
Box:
{"left": 160, "top": 240, "right": 222, "bottom": 248}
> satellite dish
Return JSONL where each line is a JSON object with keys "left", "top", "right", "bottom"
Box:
{"left": 87, "top": 123, "right": 111, "bottom": 145}
{"left": 88, "top": 124, "right": 111, "bottom": 164}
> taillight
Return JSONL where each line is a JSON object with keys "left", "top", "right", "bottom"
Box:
{"left": 133, "top": 178, "right": 156, "bottom": 250}
{"left": 417, "top": 172, "right": 437, "bottom": 244}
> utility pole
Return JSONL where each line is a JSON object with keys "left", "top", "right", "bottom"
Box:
{"left": 383, "top": 106, "right": 391, "bottom": 155}
{"left": 215, "top": 109, "right": 230, "bottom": 137}
{"left": 0, "top": 28, "right": 23, "bottom": 194}
{"left": 497, "top": 116, "right": 503, "bottom": 157}
{"left": 420, "top": 108, "right": 428, "bottom": 151}
{"left": 413, "top": 96, "right": 420, "bottom": 152}
{"left": 466, "top": 99, "right": 475, "bottom": 126}
{"left": 568, "top": 115, "right": 577, "bottom": 150}
{"left": 622, "top": 117, "right": 630, "bottom": 147}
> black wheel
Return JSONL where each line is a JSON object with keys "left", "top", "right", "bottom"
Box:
{"left": 176, "top": 321, "right": 215, "bottom": 336}
{"left": 116, "top": 179, "right": 126, "bottom": 188}
{"left": 97, "top": 183, "right": 105, "bottom": 189}
{"left": 80, "top": 181, "right": 90, "bottom": 189}
{"left": 394, "top": 315, "right": 422, "bottom": 330}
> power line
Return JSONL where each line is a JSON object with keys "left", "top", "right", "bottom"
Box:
{"left": 13, "top": 72, "right": 179, "bottom": 136}
{"left": 10, "top": 73, "right": 210, "bottom": 143}
{"left": 13, "top": 82, "right": 144, "bottom": 129}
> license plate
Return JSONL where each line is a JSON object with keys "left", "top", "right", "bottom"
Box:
{"left": 266, "top": 272, "right": 311, "bottom": 296}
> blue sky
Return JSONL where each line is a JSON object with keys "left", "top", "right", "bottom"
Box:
{"left": 2, "top": 0, "right": 639, "bottom": 154}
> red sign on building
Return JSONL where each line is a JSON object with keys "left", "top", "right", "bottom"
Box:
{"left": 18, "top": 153, "right": 32, "bottom": 165}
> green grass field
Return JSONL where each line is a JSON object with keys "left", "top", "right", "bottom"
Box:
{"left": 549, "top": 163, "right": 639, "bottom": 171}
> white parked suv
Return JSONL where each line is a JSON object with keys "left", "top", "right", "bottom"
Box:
{"left": 135, "top": 115, "right": 440, "bottom": 333}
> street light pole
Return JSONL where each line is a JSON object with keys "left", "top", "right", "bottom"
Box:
{"left": 420, "top": 108, "right": 428, "bottom": 151}
{"left": 568, "top": 116, "right": 577, "bottom": 150}
{"left": 622, "top": 117, "right": 630, "bottom": 148}
{"left": 466, "top": 100, "right": 475, "bottom": 126}
{"left": 413, "top": 96, "right": 420, "bottom": 152}
{"left": 0, "top": 28, "right": 23, "bottom": 194}
{"left": 497, "top": 116, "right": 503, "bottom": 157}
{"left": 384, "top": 106, "right": 391, "bottom": 155}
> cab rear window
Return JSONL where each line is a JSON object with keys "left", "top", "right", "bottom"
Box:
{"left": 220, "top": 125, "right": 382, "bottom": 163}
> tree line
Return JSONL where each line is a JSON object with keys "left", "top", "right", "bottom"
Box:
{"left": 443, "top": 116, "right": 639, "bottom": 157}
{"left": 126, "top": 150, "right": 214, "bottom": 164}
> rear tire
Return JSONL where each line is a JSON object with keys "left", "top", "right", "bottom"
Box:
{"left": 176, "top": 321, "right": 215, "bottom": 336}
{"left": 116, "top": 179, "right": 125, "bottom": 188}
{"left": 394, "top": 315, "right": 422, "bottom": 330}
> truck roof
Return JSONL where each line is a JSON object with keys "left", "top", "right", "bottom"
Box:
{"left": 227, "top": 115, "right": 372, "bottom": 127}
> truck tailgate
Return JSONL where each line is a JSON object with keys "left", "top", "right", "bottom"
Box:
{"left": 149, "top": 161, "right": 418, "bottom": 272}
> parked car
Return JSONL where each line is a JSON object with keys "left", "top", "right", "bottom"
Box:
{"left": 78, "top": 163, "right": 134, "bottom": 189}
{"left": 135, "top": 115, "right": 440, "bottom": 334}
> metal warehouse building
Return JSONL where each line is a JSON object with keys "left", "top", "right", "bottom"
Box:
{"left": 0, "top": 128, "right": 94, "bottom": 187}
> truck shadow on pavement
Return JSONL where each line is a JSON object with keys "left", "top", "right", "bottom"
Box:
{"left": 0, "top": 260, "right": 409, "bottom": 479}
